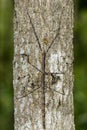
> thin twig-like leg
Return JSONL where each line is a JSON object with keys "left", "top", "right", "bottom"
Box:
{"left": 21, "top": 53, "right": 43, "bottom": 73}
{"left": 17, "top": 86, "right": 41, "bottom": 99}
{"left": 28, "top": 61, "right": 43, "bottom": 73}
{"left": 45, "top": 72, "right": 64, "bottom": 75}
{"left": 27, "top": 11, "right": 42, "bottom": 52}
{"left": 17, "top": 85, "right": 64, "bottom": 99}
{"left": 46, "top": 86, "right": 65, "bottom": 95}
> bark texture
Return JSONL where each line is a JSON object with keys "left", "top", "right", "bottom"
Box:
{"left": 13, "top": 0, "right": 75, "bottom": 130}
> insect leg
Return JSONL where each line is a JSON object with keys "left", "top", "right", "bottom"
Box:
{"left": 21, "top": 54, "right": 43, "bottom": 73}
{"left": 16, "top": 86, "right": 41, "bottom": 99}
{"left": 46, "top": 86, "right": 65, "bottom": 95}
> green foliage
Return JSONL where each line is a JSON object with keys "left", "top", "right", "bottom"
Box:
{"left": 0, "top": 0, "right": 87, "bottom": 130}
{"left": 74, "top": 1, "right": 87, "bottom": 130}
{"left": 0, "top": 0, "right": 14, "bottom": 130}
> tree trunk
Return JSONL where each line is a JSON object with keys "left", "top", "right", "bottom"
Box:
{"left": 13, "top": 0, "right": 75, "bottom": 130}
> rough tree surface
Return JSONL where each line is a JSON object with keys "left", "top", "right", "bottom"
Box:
{"left": 13, "top": 0, "right": 75, "bottom": 130}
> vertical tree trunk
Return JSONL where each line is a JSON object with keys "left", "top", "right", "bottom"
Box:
{"left": 13, "top": 0, "right": 75, "bottom": 130}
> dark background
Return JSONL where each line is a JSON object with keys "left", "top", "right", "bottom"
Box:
{"left": 0, "top": 0, "right": 87, "bottom": 130}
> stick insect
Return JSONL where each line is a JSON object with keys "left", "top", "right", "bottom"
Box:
{"left": 17, "top": 10, "right": 65, "bottom": 130}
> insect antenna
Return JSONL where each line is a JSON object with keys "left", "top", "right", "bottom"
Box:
{"left": 27, "top": 11, "right": 42, "bottom": 52}
{"left": 46, "top": 4, "right": 65, "bottom": 54}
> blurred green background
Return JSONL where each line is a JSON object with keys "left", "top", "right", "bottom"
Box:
{"left": 0, "top": 0, "right": 87, "bottom": 130}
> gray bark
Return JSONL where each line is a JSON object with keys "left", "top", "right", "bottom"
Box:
{"left": 13, "top": 0, "right": 75, "bottom": 130}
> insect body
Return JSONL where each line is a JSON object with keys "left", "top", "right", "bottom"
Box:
{"left": 28, "top": 12, "right": 64, "bottom": 129}
{"left": 18, "top": 11, "right": 64, "bottom": 130}
{"left": 41, "top": 51, "right": 46, "bottom": 129}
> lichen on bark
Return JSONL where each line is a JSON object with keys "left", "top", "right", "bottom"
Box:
{"left": 13, "top": 0, "right": 75, "bottom": 130}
